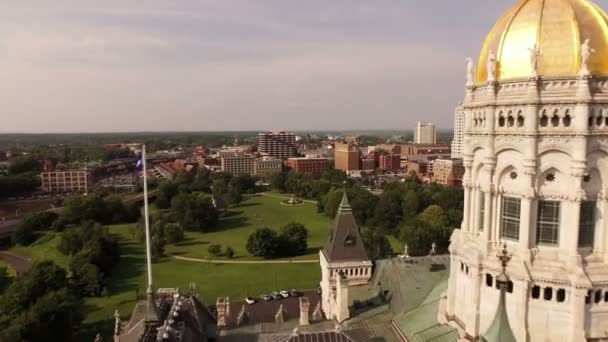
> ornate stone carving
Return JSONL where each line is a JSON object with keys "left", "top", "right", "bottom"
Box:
{"left": 579, "top": 39, "right": 596, "bottom": 76}
{"left": 537, "top": 137, "right": 572, "bottom": 155}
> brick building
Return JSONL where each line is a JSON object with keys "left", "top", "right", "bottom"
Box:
{"left": 286, "top": 157, "right": 329, "bottom": 176}
{"left": 432, "top": 158, "right": 464, "bottom": 187}
{"left": 379, "top": 154, "right": 401, "bottom": 172}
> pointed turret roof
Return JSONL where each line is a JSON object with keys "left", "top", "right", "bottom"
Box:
{"left": 322, "top": 191, "right": 370, "bottom": 263}
{"left": 483, "top": 244, "right": 516, "bottom": 342}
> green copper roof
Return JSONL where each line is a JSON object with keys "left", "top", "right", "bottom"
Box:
{"left": 483, "top": 287, "right": 516, "bottom": 342}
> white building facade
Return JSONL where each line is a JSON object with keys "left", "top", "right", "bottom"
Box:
{"left": 414, "top": 122, "right": 437, "bottom": 144}
{"left": 451, "top": 103, "right": 464, "bottom": 159}
{"left": 443, "top": 0, "right": 608, "bottom": 341}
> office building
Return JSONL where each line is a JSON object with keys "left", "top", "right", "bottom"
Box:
{"left": 334, "top": 142, "right": 360, "bottom": 172}
{"left": 432, "top": 158, "right": 464, "bottom": 187}
{"left": 414, "top": 122, "right": 437, "bottom": 144}
{"left": 257, "top": 131, "right": 296, "bottom": 160}
{"left": 451, "top": 103, "right": 464, "bottom": 159}
{"left": 41, "top": 167, "right": 94, "bottom": 193}
{"left": 254, "top": 157, "right": 282, "bottom": 179}
{"left": 220, "top": 156, "right": 255, "bottom": 176}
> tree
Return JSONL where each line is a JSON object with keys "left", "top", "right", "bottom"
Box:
{"left": 361, "top": 228, "right": 393, "bottom": 261}
{"left": 151, "top": 235, "right": 165, "bottom": 258}
{"left": 70, "top": 255, "right": 104, "bottom": 297}
{"left": 372, "top": 187, "right": 403, "bottom": 234}
{"left": 323, "top": 189, "right": 344, "bottom": 218}
{"left": 399, "top": 219, "right": 452, "bottom": 257}
{"left": 271, "top": 171, "right": 288, "bottom": 192}
{"left": 246, "top": 228, "right": 280, "bottom": 258}
{"left": 0, "top": 266, "right": 10, "bottom": 292}
{"left": 156, "top": 181, "right": 179, "bottom": 209}
{"left": 226, "top": 178, "right": 243, "bottom": 205}
{"left": 163, "top": 222, "right": 184, "bottom": 244}
{"left": 8, "top": 156, "right": 41, "bottom": 174}
{"left": 170, "top": 192, "right": 218, "bottom": 231}
{"left": 280, "top": 222, "right": 309, "bottom": 255}
{"left": 21, "top": 212, "right": 59, "bottom": 231}
{"left": 418, "top": 205, "right": 448, "bottom": 227}
{"left": 12, "top": 223, "right": 36, "bottom": 245}
{"left": 191, "top": 168, "right": 212, "bottom": 192}
{"left": 402, "top": 190, "right": 420, "bottom": 220}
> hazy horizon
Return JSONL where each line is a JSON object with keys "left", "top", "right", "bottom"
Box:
{"left": 4, "top": 1, "right": 608, "bottom": 133}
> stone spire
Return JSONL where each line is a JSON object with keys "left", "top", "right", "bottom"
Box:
{"left": 338, "top": 189, "right": 352, "bottom": 212}
{"left": 483, "top": 244, "right": 516, "bottom": 342}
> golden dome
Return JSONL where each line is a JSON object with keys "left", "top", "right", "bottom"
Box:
{"left": 477, "top": 0, "right": 608, "bottom": 82}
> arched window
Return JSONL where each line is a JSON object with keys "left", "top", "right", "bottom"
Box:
{"left": 544, "top": 287, "right": 553, "bottom": 301}
{"left": 532, "top": 286, "right": 541, "bottom": 299}
{"left": 563, "top": 113, "right": 572, "bottom": 127}
{"left": 556, "top": 289, "right": 566, "bottom": 303}
{"left": 540, "top": 112, "right": 549, "bottom": 127}
{"left": 486, "top": 274, "right": 493, "bottom": 287}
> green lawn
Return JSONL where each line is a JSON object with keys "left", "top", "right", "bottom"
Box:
{"left": 165, "top": 194, "right": 331, "bottom": 260}
{"left": 9, "top": 231, "right": 71, "bottom": 269}
{"left": 26, "top": 224, "right": 321, "bottom": 340}
{"left": 79, "top": 224, "right": 320, "bottom": 339}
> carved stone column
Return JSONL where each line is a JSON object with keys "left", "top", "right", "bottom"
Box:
{"left": 569, "top": 288, "right": 587, "bottom": 342}
{"left": 462, "top": 156, "right": 474, "bottom": 232}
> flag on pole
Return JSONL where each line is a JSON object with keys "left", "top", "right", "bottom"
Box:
{"left": 136, "top": 152, "right": 143, "bottom": 170}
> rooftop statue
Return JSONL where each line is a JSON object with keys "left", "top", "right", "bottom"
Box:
{"left": 466, "top": 57, "right": 475, "bottom": 85}
{"left": 487, "top": 50, "right": 497, "bottom": 82}
{"left": 580, "top": 39, "right": 596, "bottom": 76}
{"left": 528, "top": 44, "right": 540, "bottom": 77}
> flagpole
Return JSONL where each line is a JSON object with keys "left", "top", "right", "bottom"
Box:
{"left": 142, "top": 144, "right": 159, "bottom": 323}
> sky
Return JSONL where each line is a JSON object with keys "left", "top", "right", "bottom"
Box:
{"left": 3, "top": 1, "right": 608, "bottom": 133}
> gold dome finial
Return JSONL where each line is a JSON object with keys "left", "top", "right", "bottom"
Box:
{"left": 477, "top": 0, "right": 608, "bottom": 82}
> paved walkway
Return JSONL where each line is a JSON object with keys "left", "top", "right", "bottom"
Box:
{"left": 0, "top": 251, "right": 32, "bottom": 274}
{"left": 173, "top": 255, "right": 318, "bottom": 264}
{"left": 258, "top": 192, "right": 318, "bottom": 204}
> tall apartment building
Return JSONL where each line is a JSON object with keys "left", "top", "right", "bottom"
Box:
{"left": 286, "top": 157, "right": 329, "bottom": 176}
{"left": 254, "top": 157, "right": 282, "bottom": 179}
{"left": 379, "top": 154, "right": 401, "bottom": 172}
{"left": 220, "top": 156, "right": 255, "bottom": 175}
{"left": 334, "top": 142, "right": 360, "bottom": 172}
{"left": 432, "top": 158, "right": 464, "bottom": 187}
{"left": 257, "top": 131, "right": 296, "bottom": 160}
{"left": 41, "top": 167, "right": 94, "bottom": 193}
{"left": 414, "top": 122, "right": 437, "bottom": 144}
{"left": 451, "top": 103, "right": 464, "bottom": 159}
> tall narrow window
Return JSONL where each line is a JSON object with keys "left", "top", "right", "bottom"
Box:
{"left": 536, "top": 200, "right": 560, "bottom": 246}
{"left": 479, "top": 192, "right": 485, "bottom": 232}
{"left": 501, "top": 197, "right": 521, "bottom": 240}
{"left": 579, "top": 201, "right": 596, "bottom": 247}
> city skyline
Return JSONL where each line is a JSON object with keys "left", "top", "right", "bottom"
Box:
{"left": 7, "top": 1, "right": 606, "bottom": 133}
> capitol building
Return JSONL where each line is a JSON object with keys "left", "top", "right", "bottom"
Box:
{"left": 446, "top": 0, "right": 608, "bottom": 341}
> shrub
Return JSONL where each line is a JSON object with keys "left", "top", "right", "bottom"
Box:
{"left": 224, "top": 246, "right": 235, "bottom": 259}
{"left": 208, "top": 244, "right": 222, "bottom": 257}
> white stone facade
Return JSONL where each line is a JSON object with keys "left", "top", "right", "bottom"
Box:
{"left": 444, "top": 76, "right": 608, "bottom": 342}
{"left": 319, "top": 253, "right": 373, "bottom": 323}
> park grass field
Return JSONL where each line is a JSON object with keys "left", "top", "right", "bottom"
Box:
{"left": 7, "top": 222, "right": 321, "bottom": 340}
{"left": 9, "top": 231, "right": 71, "bottom": 269}
{"left": 165, "top": 193, "right": 332, "bottom": 260}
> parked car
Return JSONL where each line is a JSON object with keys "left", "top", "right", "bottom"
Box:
{"left": 279, "top": 290, "right": 290, "bottom": 298}
{"left": 245, "top": 297, "right": 256, "bottom": 305}
{"left": 260, "top": 294, "right": 272, "bottom": 301}
{"left": 271, "top": 291, "right": 282, "bottom": 300}
{"left": 288, "top": 289, "right": 301, "bottom": 297}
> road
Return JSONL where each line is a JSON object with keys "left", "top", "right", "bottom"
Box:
{"left": 173, "top": 255, "right": 318, "bottom": 264}
{"left": 0, "top": 251, "right": 32, "bottom": 274}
